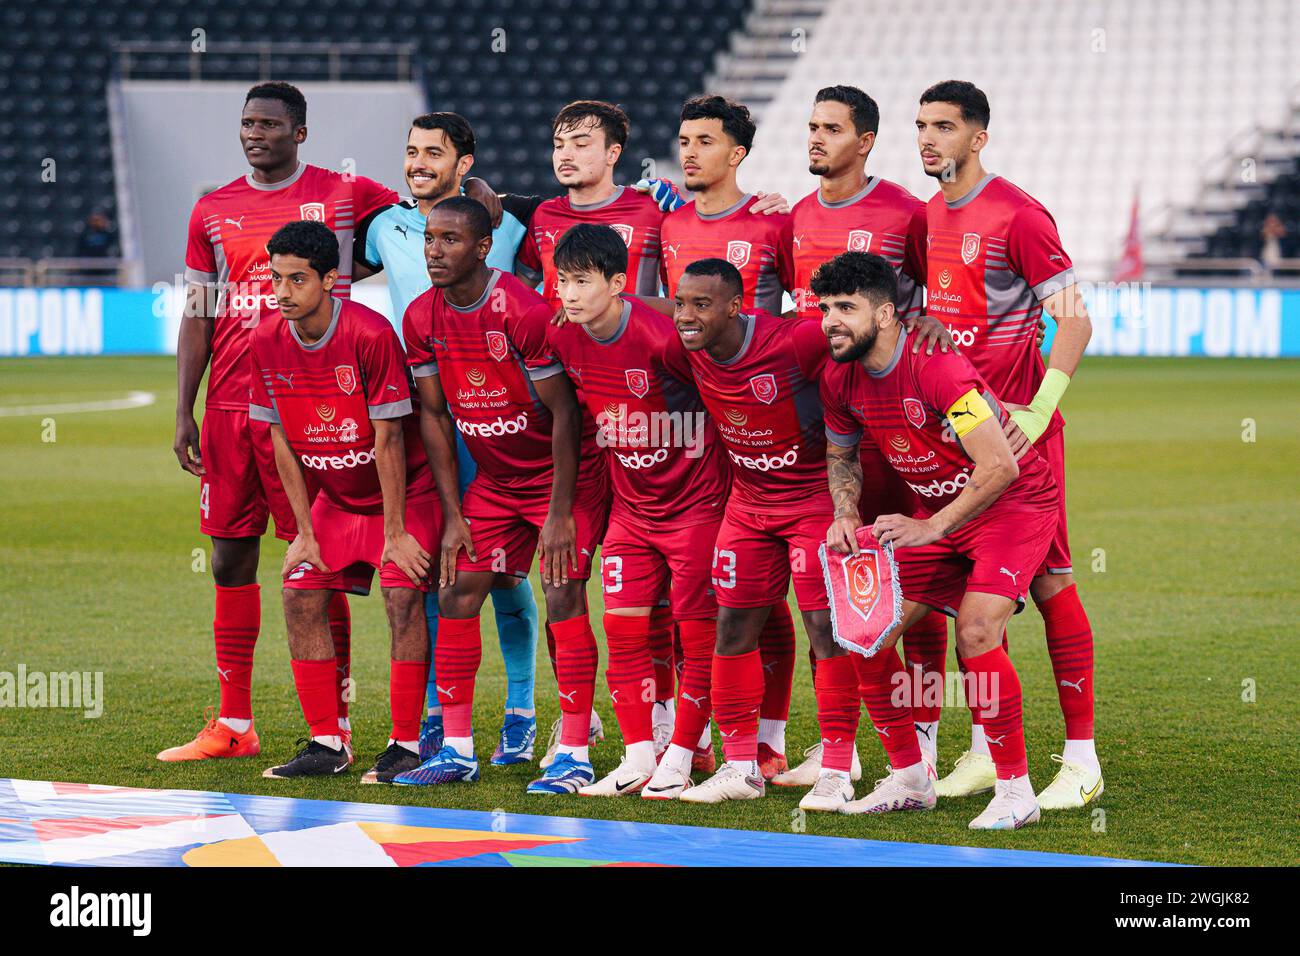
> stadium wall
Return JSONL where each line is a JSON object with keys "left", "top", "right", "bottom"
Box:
{"left": 2, "top": 285, "right": 1297, "bottom": 359}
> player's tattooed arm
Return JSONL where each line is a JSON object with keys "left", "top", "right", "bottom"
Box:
{"left": 534, "top": 371, "right": 581, "bottom": 588}
{"left": 413, "top": 375, "right": 476, "bottom": 587}
{"left": 826, "top": 440, "right": 865, "bottom": 554}
{"left": 173, "top": 284, "right": 214, "bottom": 476}
{"left": 269, "top": 423, "right": 330, "bottom": 578}
{"left": 373, "top": 417, "right": 431, "bottom": 586}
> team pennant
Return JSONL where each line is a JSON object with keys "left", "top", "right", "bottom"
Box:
{"left": 819, "top": 526, "right": 903, "bottom": 659}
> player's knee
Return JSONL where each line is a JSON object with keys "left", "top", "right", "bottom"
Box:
{"left": 210, "top": 537, "right": 258, "bottom": 587}
{"left": 542, "top": 581, "right": 587, "bottom": 622}
{"left": 1031, "top": 572, "right": 1073, "bottom": 605}
{"left": 954, "top": 617, "right": 999, "bottom": 657}
{"left": 715, "top": 609, "right": 759, "bottom": 656}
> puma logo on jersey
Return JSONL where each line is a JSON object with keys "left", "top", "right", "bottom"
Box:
{"left": 999, "top": 567, "right": 1021, "bottom": 585}
{"left": 1060, "top": 676, "right": 1087, "bottom": 693}
{"left": 277, "top": 373, "right": 295, "bottom": 388}
{"left": 224, "top": 217, "right": 245, "bottom": 230}
{"left": 792, "top": 234, "right": 803, "bottom": 249}
{"left": 435, "top": 684, "right": 456, "bottom": 699}
{"left": 664, "top": 243, "right": 680, "bottom": 259}
{"left": 543, "top": 230, "right": 560, "bottom": 244}
{"left": 394, "top": 224, "right": 409, "bottom": 239}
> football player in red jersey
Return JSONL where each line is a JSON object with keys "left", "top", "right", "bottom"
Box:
{"left": 247, "top": 222, "right": 439, "bottom": 782}
{"left": 163, "top": 82, "right": 399, "bottom": 764}
{"left": 660, "top": 95, "right": 803, "bottom": 776}
{"left": 547, "top": 225, "right": 732, "bottom": 799}
{"left": 663, "top": 259, "right": 860, "bottom": 806}
{"left": 775, "top": 85, "right": 953, "bottom": 786}
{"left": 400, "top": 198, "right": 611, "bottom": 794}
{"left": 916, "top": 80, "right": 1101, "bottom": 809}
{"left": 818, "top": 251, "right": 1056, "bottom": 828}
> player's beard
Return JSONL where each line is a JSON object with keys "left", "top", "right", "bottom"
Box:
{"left": 831, "top": 326, "right": 876, "bottom": 363}
{"left": 808, "top": 162, "right": 831, "bottom": 176}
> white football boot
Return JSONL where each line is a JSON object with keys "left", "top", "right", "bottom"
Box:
{"left": 1036, "top": 755, "right": 1104, "bottom": 810}
{"left": 798, "top": 772, "right": 855, "bottom": 812}
{"left": 841, "top": 765, "right": 936, "bottom": 814}
{"left": 579, "top": 757, "right": 654, "bottom": 797}
{"left": 678, "top": 762, "right": 765, "bottom": 804}
{"left": 641, "top": 761, "right": 693, "bottom": 800}
{"left": 968, "top": 775, "right": 1041, "bottom": 830}
{"left": 933, "top": 750, "right": 996, "bottom": 797}
{"left": 771, "top": 740, "right": 863, "bottom": 786}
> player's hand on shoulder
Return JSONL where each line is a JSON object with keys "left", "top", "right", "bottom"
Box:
{"left": 827, "top": 515, "right": 864, "bottom": 554}
{"left": 173, "top": 413, "right": 204, "bottom": 476}
{"left": 1001, "top": 410, "right": 1033, "bottom": 461}
{"left": 383, "top": 530, "right": 432, "bottom": 587}
{"left": 873, "top": 513, "right": 941, "bottom": 549}
{"left": 282, "top": 533, "right": 329, "bottom": 579}
{"left": 908, "top": 315, "right": 955, "bottom": 354}
{"left": 538, "top": 511, "right": 577, "bottom": 588}
{"left": 463, "top": 177, "right": 503, "bottom": 228}
{"left": 440, "top": 516, "right": 476, "bottom": 588}
{"left": 750, "top": 190, "right": 791, "bottom": 215}
{"left": 634, "top": 177, "right": 685, "bottom": 213}
{"left": 550, "top": 304, "right": 570, "bottom": 327}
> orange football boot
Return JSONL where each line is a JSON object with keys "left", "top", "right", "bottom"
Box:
{"left": 156, "top": 707, "right": 260, "bottom": 761}
{"left": 692, "top": 744, "right": 717, "bottom": 774}
{"left": 757, "top": 742, "right": 788, "bottom": 780}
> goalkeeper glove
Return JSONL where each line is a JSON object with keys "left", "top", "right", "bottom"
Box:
{"left": 633, "top": 178, "right": 685, "bottom": 213}
{"left": 1009, "top": 368, "right": 1071, "bottom": 444}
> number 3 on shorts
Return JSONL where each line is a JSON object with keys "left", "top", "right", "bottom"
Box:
{"left": 711, "top": 548, "right": 737, "bottom": 590}
{"left": 602, "top": 555, "right": 623, "bottom": 594}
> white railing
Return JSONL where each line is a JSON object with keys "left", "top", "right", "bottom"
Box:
{"left": 114, "top": 41, "right": 419, "bottom": 84}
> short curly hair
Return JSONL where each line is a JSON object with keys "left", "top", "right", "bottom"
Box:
{"left": 809, "top": 251, "right": 897, "bottom": 307}
{"left": 266, "top": 220, "right": 339, "bottom": 277}
{"left": 245, "top": 81, "right": 307, "bottom": 128}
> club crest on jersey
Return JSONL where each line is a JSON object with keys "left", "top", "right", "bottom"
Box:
{"left": 749, "top": 373, "right": 777, "bottom": 405}
{"left": 726, "top": 240, "right": 752, "bottom": 269}
{"left": 300, "top": 202, "right": 327, "bottom": 223}
{"left": 610, "top": 223, "right": 634, "bottom": 247}
{"left": 625, "top": 369, "right": 649, "bottom": 398}
{"left": 335, "top": 365, "right": 357, "bottom": 395}
{"left": 847, "top": 230, "right": 873, "bottom": 252}
{"left": 961, "top": 232, "right": 981, "bottom": 265}
{"left": 485, "top": 331, "right": 509, "bottom": 361}
{"left": 903, "top": 397, "right": 926, "bottom": 428}
{"left": 843, "top": 549, "right": 882, "bottom": 623}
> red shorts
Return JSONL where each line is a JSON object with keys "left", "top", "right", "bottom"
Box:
{"left": 711, "top": 502, "right": 832, "bottom": 611}
{"left": 283, "top": 492, "right": 442, "bottom": 594}
{"left": 894, "top": 502, "right": 1056, "bottom": 617}
{"left": 458, "top": 474, "right": 610, "bottom": 580}
{"left": 600, "top": 508, "right": 722, "bottom": 620}
{"left": 1036, "top": 428, "right": 1072, "bottom": 575}
{"left": 199, "top": 409, "right": 297, "bottom": 541}
{"left": 857, "top": 443, "right": 920, "bottom": 522}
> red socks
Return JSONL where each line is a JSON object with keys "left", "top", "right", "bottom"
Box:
{"left": 962, "top": 645, "right": 1027, "bottom": 779}
{"left": 758, "top": 602, "right": 795, "bottom": 721}
{"left": 672, "top": 618, "right": 716, "bottom": 748}
{"left": 854, "top": 647, "right": 922, "bottom": 769}
{"left": 902, "top": 611, "right": 948, "bottom": 723}
{"left": 814, "top": 655, "right": 860, "bottom": 773}
{"left": 1038, "top": 584, "right": 1095, "bottom": 739}
{"left": 290, "top": 658, "right": 339, "bottom": 738}
{"left": 327, "top": 592, "right": 351, "bottom": 720}
{"left": 551, "top": 614, "right": 599, "bottom": 747}
{"left": 435, "top": 616, "right": 481, "bottom": 738}
{"left": 712, "top": 649, "right": 763, "bottom": 762}
{"left": 648, "top": 606, "right": 675, "bottom": 702}
{"left": 604, "top": 614, "right": 655, "bottom": 745}
{"left": 389, "top": 659, "right": 430, "bottom": 742}
{"left": 214, "top": 583, "right": 260, "bottom": 720}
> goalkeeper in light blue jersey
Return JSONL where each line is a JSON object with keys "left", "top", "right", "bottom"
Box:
{"left": 354, "top": 112, "right": 546, "bottom": 767}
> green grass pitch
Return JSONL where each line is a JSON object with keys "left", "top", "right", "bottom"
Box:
{"left": 0, "top": 355, "right": 1296, "bottom": 865}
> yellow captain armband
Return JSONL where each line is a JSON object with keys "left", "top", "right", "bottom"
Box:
{"left": 945, "top": 388, "right": 994, "bottom": 438}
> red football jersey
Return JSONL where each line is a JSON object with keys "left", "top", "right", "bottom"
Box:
{"left": 787, "top": 177, "right": 927, "bottom": 322}
{"left": 925, "top": 174, "right": 1075, "bottom": 440}
{"left": 547, "top": 297, "right": 730, "bottom": 523}
{"left": 660, "top": 194, "right": 793, "bottom": 315}
{"left": 403, "top": 269, "right": 603, "bottom": 495}
{"left": 516, "top": 186, "right": 666, "bottom": 313}
{"left": 248, "top": 299, "right": 433, "bottom": 515}
{"left": 820, "top": 329, "right": 1056, "bottom": 514}
{"left": 686, "top": 309, "right": 830, "bottom": 515}
{"left": 185, "top": 163, "right": 398, "bottom": 411}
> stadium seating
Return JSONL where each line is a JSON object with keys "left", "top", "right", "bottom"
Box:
{"left": 736, "top": 0, "right": 1300, "bottom": 279}
{"left": 0, "top": 0, "right": 751, "bottom": 262}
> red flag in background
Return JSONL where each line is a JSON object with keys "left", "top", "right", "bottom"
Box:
{"left": 1114, "top": 191, "right": 1143, "bottom": 281}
